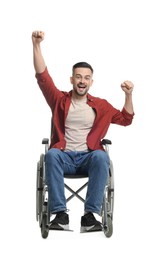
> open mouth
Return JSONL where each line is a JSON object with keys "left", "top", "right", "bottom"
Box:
{"left": 78, "top": 84, "right": 86, "bottom": 89}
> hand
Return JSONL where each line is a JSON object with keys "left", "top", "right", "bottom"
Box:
{"left": 121, "top": 80, "right": 134, "bottom": 94}
{"left": 32, "top": 31, "right": 45, "bottom": 44}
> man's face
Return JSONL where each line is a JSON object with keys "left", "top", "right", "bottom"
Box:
{"left": 70, "top": 67, "right": 93, "bottom": 98}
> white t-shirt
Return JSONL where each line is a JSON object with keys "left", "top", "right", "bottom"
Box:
{"left": 65, "top": 98, "right": 96, "bottom": 151}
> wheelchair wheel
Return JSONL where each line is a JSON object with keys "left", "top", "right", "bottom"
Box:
{"left": 36, "top": 162, "right": 42, "bottom": 222}
{"left": 41, "top": 214, "right": 49, "bottom": 239}
{"left": 36, "top": 154, "right": 45, "bottom": 226}
{"left": 102, "top": 170, "right": 114, "bottom": 238}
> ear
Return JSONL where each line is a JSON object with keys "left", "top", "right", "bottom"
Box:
{"left": 70, "top": 76, "right": 73, "bottom": 84}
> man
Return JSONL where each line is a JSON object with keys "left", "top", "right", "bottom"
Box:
{"left": 32, "top": 31, "right": 134, "bottom": 232}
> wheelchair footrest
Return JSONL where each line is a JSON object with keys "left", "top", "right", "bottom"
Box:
{"left": 49, "top": 223, "right": 73, "bottom": 232}
{"left": 80, "top": 224, "right": 103, "bottom": 233}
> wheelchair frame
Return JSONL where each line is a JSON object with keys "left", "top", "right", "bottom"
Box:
{"left": 36, "top": 138, "right": 114, "bottom": 238}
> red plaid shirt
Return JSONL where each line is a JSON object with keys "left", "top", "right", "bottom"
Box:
{"left": 36, "top": 68, "right": 134, "bottom": 151}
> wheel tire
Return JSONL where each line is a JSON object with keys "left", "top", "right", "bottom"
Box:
{"left": 38, "top": 154, "right": 45, "bottom": 226}
{"left": 104, "top": 215, "right": 113, "bottom": 238}
{"left": 36, "top": 162, "right": 40, "bottom": 221}
{"left": 41, "top": 214, "right": 49, "bottom": 239}
{"left": 36, "top": 161, "right": 44, "bottom": 225}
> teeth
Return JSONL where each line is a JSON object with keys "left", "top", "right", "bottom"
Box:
{"left": 78, "top": 84, "right": 85, "bottom": 87}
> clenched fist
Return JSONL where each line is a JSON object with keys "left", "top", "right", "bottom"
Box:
{"left": 121, "top": 80, "right": 134, "bottom": 94}
{"left": 32, "top": 31, "right": 45, "bottom": 44}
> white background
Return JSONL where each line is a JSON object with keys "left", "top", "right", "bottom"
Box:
{"left": 0, "top": 0, "right": 166, "bottom": 259}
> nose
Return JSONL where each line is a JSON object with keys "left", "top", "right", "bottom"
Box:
{"left": 80, "top": 77, "right": 85, "bottom": 83}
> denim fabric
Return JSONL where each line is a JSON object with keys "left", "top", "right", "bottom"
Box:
{"left": 45, "top": 148, "right": 110, "bottom": 215}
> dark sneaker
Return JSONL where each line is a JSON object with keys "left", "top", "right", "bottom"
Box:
{"left": 80, "top": 212, "right": 103, "bottom": 232}
{"left": 50, "top": 211, "right": 69, "bottom": 230}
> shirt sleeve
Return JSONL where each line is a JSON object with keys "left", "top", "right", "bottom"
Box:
{"left": 112, "top": 107, "right": 134, "bottom": 126}
{"left": 35, "top": 67, "right": 63, "bottom": 111}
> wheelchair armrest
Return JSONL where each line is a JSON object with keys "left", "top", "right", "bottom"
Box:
{"left": 101, "top": 139, "right": 112, "bottom": 145}
{"left": 42, "top": 138, "right": 49, "bottom": 144}
{"left": 42, "top": 138, "right": 49, "bottom": 154}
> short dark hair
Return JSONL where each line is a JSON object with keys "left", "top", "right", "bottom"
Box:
{"left": 72, "top": 62, "right": 93, "bottom": 74}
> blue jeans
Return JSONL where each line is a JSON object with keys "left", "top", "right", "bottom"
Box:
{"left": 45, "top": 148, "right": 110, "bottom": 215}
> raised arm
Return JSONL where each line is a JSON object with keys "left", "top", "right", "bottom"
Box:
{"left": 121, "top": 80, "right": 134, "bottom": 114}
{"left": 32, "top": 31, "right": 46, "bottom": 73}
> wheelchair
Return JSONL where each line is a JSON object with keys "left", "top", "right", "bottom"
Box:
{"left": 36, "top": 137, "right": 114, "bottom": 239}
